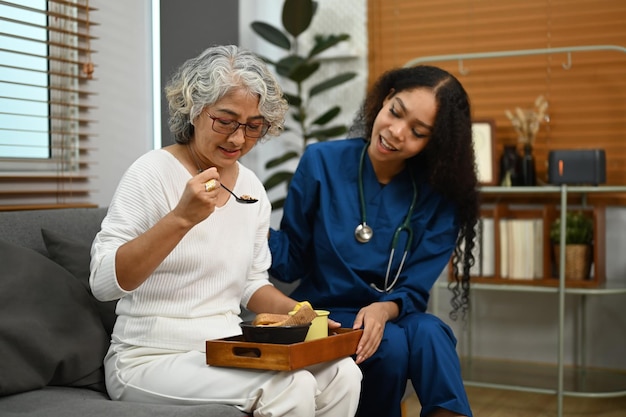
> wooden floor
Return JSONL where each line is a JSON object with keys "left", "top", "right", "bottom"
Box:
{"left": 403, "top": 386, "right": 626, "bottom": 417}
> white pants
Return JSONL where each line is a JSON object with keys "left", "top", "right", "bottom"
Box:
{"left": 104, "top": 342, "right": 362, "bottom": 417}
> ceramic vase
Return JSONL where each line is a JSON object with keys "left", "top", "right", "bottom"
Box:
{"left": 499, "top": 145, "right": 522, "bottom": 186}
{"left": 521, "top": 144, "right": 536, "bottom": 186}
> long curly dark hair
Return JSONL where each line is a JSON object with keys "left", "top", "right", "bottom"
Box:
{"left": 353, "top": 66, "right": 479, "bottom": 320}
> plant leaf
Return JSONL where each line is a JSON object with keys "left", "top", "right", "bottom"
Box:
{"left": 282, "top": 0, "right": 315, "bottom": 38}
{"left": 549, "top": 211, "right": 594, "bottom": 244}
{"left": 265, "top": 151, "right": 299, "bottom": 169}
{"left": 271, "top": 196, "right": 287, "bottom": 210}
{"left": 283, "top": 92, "right": 302, "bottom": 107}
{"left": 309, "top": 72, "right": 357, "bottom": 97}
{"left": 306, "top": 125, "right": 348, "bottom": 141}
{"left": 289, "top": 61, "right": 320, "bottom": 83}
{"left": 311, "top": 106, "right": 341, "bottom": 125}
{"left": 309, "top": 34, "right": 351, "bottom": 58}
{"left": 276, "top": 55, "right": 305, "bottom": 77}
{"left": 263, "top": 171, "right": 294, "bottom": 191}
{"left": 251, "top": 22, "right": 291, "bottom": 50}
{"left": 291, "top": 111, "right": 306, "bottom": 123}
{"left": 255, "top": 54, "right": 277, "bottom": 66}
{"left": 276, "top": 56, "right": 319, "bottom": 82}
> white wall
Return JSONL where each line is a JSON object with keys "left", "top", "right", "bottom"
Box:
{"left": 89, "top": 0, "right": 154, "bottom": 207}
{"left": 87, "top": 0, "right": 626, "bottom": 372}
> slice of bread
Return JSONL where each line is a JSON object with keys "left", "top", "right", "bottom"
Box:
{"left": 251, "top": 304, "right": 317, "bottom": 327}
{"left": 281, "top": 304, "right": 317, "bottom": 326}
{"left": 252, "top": 313, "right": 290, "bottom": 326}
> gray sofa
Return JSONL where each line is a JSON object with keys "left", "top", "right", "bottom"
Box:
{"left": 0, "top": 207, "right": 246, "bottom": 417}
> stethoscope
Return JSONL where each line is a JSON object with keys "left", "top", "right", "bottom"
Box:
{"left": 354, "top": 142, "right": 418, "bottom": 293}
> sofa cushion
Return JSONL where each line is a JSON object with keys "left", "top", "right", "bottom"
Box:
{"left": 0, "top": 239, "right": 109, "bottom": 396}
{"left": 0, "top": 207, "right": 108, "bottom": 256}
{"left": 0, "top": 386, "right": 247, "bottom": 417}
{"left": 41, "top": 228, "right": 118, "bottom": 335}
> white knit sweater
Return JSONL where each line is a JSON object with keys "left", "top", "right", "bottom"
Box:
{"left": 90, "top": 149, "right": 272, "bottom": 351}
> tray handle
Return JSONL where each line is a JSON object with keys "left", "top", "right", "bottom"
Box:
{"left": 232, "top": 346, "right": 262, "bottom": 359}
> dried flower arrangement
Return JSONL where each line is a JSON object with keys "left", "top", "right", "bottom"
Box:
{"left": 504, "top": 95, "right": 549, "bottom": 146}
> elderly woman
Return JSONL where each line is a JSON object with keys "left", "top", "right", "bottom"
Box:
{"left": 89, "top": 45, "right": 362, "bottom": 417}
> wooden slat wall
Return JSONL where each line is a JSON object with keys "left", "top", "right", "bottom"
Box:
{"left": 368, "top": 0, "right": 626, "bottom": 186}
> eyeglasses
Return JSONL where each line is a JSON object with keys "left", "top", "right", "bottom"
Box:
{"left": 205, "top": 112, "right": 271, "bottom": 139}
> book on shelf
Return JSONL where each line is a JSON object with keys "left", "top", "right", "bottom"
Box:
{"left": 465, "top": 217, "right": 495, "bottom": 277}
{"left": 499, "top": 220, "right": 509, "bottom": 278}
{"left": 498, "top": 218, "right": 544, "bottom": 280}
{"left": 533, "top": 219, "right": 543, "bottom": 279}
{"left": 481, "top": 218, "right": 495, "bottom": 277}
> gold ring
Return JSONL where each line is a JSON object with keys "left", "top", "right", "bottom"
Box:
{"left": 205, "top": 179, "right": 217, "bottom": 192}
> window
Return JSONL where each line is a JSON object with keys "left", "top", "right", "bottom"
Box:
{"left": 0, "top": 0, "right": 49, "bottom": 159}
{"left": 0, "top": 0, "right": 96, "bottom": 209}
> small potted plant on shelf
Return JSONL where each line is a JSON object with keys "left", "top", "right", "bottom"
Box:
{"left": 549, "top": 211, "right": 594, "bottom": 280}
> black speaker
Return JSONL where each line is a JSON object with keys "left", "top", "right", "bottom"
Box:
{"left": 547, "top": 149, "right": 606, "bottom": 185}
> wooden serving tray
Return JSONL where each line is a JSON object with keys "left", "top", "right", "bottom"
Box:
{"left": 206, "top": 328, "right": 362, "bottom": 371}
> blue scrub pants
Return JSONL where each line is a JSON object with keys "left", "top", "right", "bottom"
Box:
{"left": 331, "top": 311, "right": 472, "bottom": 417}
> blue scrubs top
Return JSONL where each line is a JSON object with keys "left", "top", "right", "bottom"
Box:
{"left": 269, "top": 138, "right": 459, "bottom": 317}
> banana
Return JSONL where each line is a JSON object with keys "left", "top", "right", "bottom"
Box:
{"left": 290, "top": 301, "right": 312, "bottom": 314}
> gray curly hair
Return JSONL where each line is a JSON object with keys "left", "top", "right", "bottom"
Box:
{"left": 165, "top": 45, "right": 289, "bottom": 143}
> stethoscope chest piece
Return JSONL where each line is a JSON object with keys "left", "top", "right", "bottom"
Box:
{"left": 354, "top": 222, "right": 373, "bottom": 243}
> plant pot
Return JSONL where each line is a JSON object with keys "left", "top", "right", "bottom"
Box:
{"left": 553, "top": 244, "right": 592, "bottom": 280}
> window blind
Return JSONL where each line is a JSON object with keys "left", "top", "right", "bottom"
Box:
{"left": 0, "top": 0, "right": 97, "bottom": 210}
{"left": 368, "top": 0, "right": 626, "bottom": 189}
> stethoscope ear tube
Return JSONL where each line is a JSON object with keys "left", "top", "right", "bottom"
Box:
{"left": 354, "top": 142, "right": 372, "bottom": 243}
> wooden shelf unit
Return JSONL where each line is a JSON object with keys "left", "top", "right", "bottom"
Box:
{"left": 466, "top": 203, "right": 606, "bottom": 288}
{"left": 450, "top": 186, "right": 620, "bottom": 289}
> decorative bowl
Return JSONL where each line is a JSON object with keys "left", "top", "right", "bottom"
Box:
{"left": 239, "top": 321, "right": 310, "bottom": 344}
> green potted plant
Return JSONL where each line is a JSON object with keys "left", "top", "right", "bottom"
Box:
{"left": 250, "top": 0, "right": 357, "bottom": 209}
{"left": 549, "top": 211, "right": 594, "bottom": 280}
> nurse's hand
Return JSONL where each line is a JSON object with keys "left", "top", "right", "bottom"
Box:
{"left": 352, "top": 301, "right": 399, "bottom": 364}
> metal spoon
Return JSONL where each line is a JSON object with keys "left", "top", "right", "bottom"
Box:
{"left": 221, "top": 183, "right": 258, "bottom": 204}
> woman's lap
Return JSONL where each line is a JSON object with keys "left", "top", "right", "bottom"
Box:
{"left": 104, "top": 344, "right": 273, "bottom": 407}
{"left": 103, "top": 342, "right": 363, "bottom": 416}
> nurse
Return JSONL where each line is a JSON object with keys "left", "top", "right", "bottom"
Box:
{"left": 269, "top": 65, "right": 479, "bottom": 417}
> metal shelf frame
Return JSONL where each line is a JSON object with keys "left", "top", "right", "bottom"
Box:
{"left": 434, "top": 185, "right": 626, "bottom": 416}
